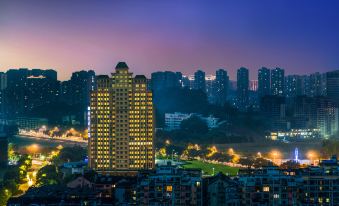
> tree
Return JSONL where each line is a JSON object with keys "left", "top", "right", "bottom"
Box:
{"left": 239, "top": 157, "right": 255, "bottom": 168}
{"left": 280, "top": 160, "right": 300, "bottom": 169}
{"left": 180, "top": 115, "right": 208, "bottom": 134}
{"left": 53, "top": 146, "right": 87, "bottom": 165}
{"left": 0, "top": 187, "right": 12, "bottom": 206}
{"left": 3, "top": 167, "right": 20, "bottom": 184}
{"left": 252, "top": 158, "right": 274, "bottom": 168}
{"left": 36, "top": 165, "right": 62, "bottom": 186}
{"left": 321, "top": 139, "right": 339, "bottom": 157}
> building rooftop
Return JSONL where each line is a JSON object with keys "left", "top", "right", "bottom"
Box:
{"left": 115, "top": 62, "right": 129, "bottom": 69}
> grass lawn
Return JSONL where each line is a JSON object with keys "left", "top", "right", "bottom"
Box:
{"left": 182, "top": 160, "right": 239, "bottom": 176}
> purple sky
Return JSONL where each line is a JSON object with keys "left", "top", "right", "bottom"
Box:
{"left": 1, "top": 0, "right": 339, "bottom": 80}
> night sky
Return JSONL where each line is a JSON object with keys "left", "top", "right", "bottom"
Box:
{"left": 1, "top": 0, "right": 339, "bottom": 80}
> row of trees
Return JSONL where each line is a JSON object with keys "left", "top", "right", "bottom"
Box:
{"left": 0, "top": 155, "right": 32, "bottom": 205}
{"left": 35, "top": 146, "right": 87, "bottom": 187}
{"left": 156, "top": 115, "right": 255, "bottom": 146}
{"left": 154, "top": 88, "right": 268, "bottom": 147}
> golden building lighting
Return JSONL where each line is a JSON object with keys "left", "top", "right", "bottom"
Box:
{"left": 88, "top": 62, "right": 154, "bottom": 173}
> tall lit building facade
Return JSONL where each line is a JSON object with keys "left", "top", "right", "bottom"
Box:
{"left": 194, "top": 70, "right": 206, "bottom": 91}
{"left": 215, "top": 69, "right": 229, "bottom": 105}
{"left": 285, "top": 75, "right": 302, "bottom": 98}
{"left": 325, "top": 70, "right": 339, "bottom": 103}
{"left": 0, "top": 72, "right": 7, "bottom": 118}
{"left": 271, "top": 67, "right": 285, "bottom": 96}
{"left": 237, "top": 67, "right": 249, "bottom": 111}
{"left": 258, "top": 67, "right": 271, "bottom": 98}
{"left": 89, "top": 62, "right": 154, "bottom": 173}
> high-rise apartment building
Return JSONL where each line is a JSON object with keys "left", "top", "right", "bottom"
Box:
{"left": 325, "top": 70, "right": 339, "bottom": 103}
{"left": 285, "top": 75, "right": 302, "bottom": 98}
{"left": 258, "top": 67, "right": 271, "bottom": 98}
{"left": 215, "top": 69, "right": 229, "bottom": 105}
{"left": 260, "top": 95, "right": 287, "bottom": 130}
{"left": 205, "top": 74, "right": 216, "bottom": 104}
{"left": 151, "top": 71, "right": 181, "bottom": 92}
{"left": 237, "top": 67, "right": 249, "bottom": 110}
{"left": 5, "top": 68, "right": 59, "bottom": 115}
{"left": 194, "top": 70, "right": 206, "bottom": 91}
{"left": 0, "top": 73, "right": 7, "bottom": 118}
{"left": 89, "top": 62, "right": 154, "bottom": 173}
{"left": 271, "top": 68, "right": 285, "bottom": 96}
{"left": 308, "top": 72, "right": 323, "bottom": 97}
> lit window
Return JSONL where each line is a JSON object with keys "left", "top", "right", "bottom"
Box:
{"left": 166, "top": 185, "right": 172, "bottom": 192}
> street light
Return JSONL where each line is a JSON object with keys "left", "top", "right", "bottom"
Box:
{"left": 270, "top": 150, "right": 281, "bottom": 165}
{"left": 227, "top": 148, "right": 235, "bottom": 156}
{"left": 307, "top": 150, "right": 318, "bottom": 165}
{"left": 165, "top": 139, "right": 170, "bottom": 145}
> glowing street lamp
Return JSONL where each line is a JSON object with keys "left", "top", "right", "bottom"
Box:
{"left": 165, "top": 139, "right": 171, "bottom": 145}
{"left": 307, "top": 150, "right": 318, "bottom": 165}
{"left": 270, "top": 150, "right": 281, "bottom": 165}
{"left": 227, "top": 148, "right": 235, "bottom": 156}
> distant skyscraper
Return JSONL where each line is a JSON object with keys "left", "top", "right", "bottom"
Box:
{"left": 237, "top": 67, "right": 249, "bottom": 110}
{"left": 285, "top": 75, "right": 302, "bottom": 98}
{"left": 89, "top": 62, "right": 154, "bottom": 173}
{"left": 181, "top": 75, "right": 190, "bottom": 88}
{"left": 215, "top": 69, "right": 229, "bottom": 105}
{"left": 258, "top": 67, "right": 270, "bottom": 98}
{"left": 0, "top": 72, "right": 7, "bottom": 90}
{"left": 194, "top": 70, "right": 206, "bottom": 91}
{"left": 260, "top": 95, "right": 287, "bottom": 130}
{"left": 325, "top": 70, "right": 339, "bottom": 103}
{"left": 308, "top": 72, "right": 323, "bottom": 97}
{"left": 60, "top": 70, "right": 96, "bottom": 124}
{"left": 205, "top": 74, "right": 216, "bottom": 104}
{"left": 316, "top": 98, "right": 339, "bottom": 137}
{"left": 0, "top": 73, "right": 7, "bottom": 118}
{"left": 5, "top": 68, "right": 59, "bottom": 115}
{"left": 293, "top": 96, "right": 338, "bottom": 137}
{"left": 151, "top": 71, "right": 181, "bottom": 92}
{"left": 271, "top": 68, "right": 285, "bottom": 96}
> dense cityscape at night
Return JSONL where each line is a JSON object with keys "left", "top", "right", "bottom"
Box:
{"left": 1, "top": 1, "right": 339, "bottom": 206}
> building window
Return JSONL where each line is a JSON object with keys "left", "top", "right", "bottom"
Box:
{"left": 166, "top": 185, "right": 172, "bottom": 192}
{"left": 263, "top": 186, "right": 270, "bottom": 192}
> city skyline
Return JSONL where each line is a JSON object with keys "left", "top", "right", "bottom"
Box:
{"left": 1, "top": 0, "right": 339, "bottom": 80}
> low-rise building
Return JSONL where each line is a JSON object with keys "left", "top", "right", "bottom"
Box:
{"left": 267, "top": 128, "right": 321, "bottom": 141}
{"left": 298, "top": 156, "right": 339, "bottom": 206}
{"left": 15, "top": 116, "right": 48, "bottom": 130}
{"left": 238, "top": 166, "right": 301, "bottom": 206}
{"left": 164, "top": 112, "right": 220, "bottom": 131}
{"left": 136, "top": 163, "right": 203, "bottom": 205}
{"left": 203, "top": 172, "right": 241, "bottom": 206}
{"left": 61, "top": 161, "right": 87, "bottom": 176}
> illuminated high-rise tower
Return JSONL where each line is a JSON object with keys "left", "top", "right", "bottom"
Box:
{"left": 258, "top": 67, "right": 270, "bottom": 98}
{"left": 88, "top": 62, "right": 154, "bottom": 173}
{"left": 237, "top": 67, "right": 249, "bottom": 111}
{"left": 271, "top": 68, "right": 285, "bottom": 96}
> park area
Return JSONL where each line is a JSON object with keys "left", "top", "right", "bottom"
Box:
{"left": 182, "top": 160, "right": 239, "bottom": 176}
